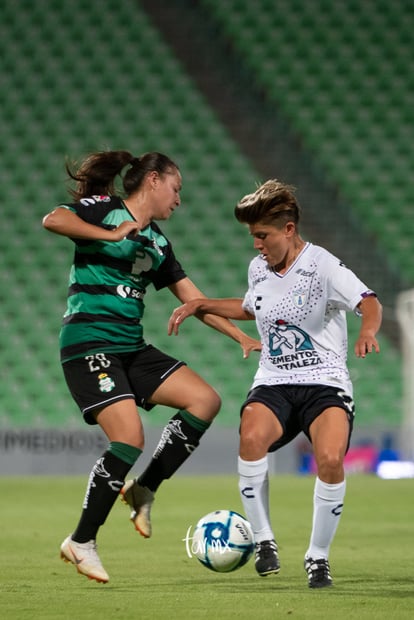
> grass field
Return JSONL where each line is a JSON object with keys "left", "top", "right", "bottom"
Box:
{"left": 1, "top": 475, "right": 413, "bottom": 619}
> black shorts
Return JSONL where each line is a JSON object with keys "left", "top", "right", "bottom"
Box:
{"left": 62, "top": 345, "right": 186, "bottom": 425}
{"left": 240, "top": 384, "right": 355, "bottom": 453}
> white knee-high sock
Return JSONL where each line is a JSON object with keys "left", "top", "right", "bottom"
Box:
{"left": 306, "top": 476, "right": 346, "bottom": 560}
{"left": 238, "top": 456, "right": 274, "bottom": 543}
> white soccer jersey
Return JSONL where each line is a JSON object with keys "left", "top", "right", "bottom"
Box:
{"left": 242, "top": 242, "right": 375, "bottom": 395}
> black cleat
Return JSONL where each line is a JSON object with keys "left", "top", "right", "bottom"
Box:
{"left": 304, "top": 556, "right": 333, "bottom": 588}
{"left": 255, "top": 540, "right": 280, "bottom": 576}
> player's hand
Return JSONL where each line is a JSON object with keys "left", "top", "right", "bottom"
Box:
{"left": 168, "top": 301, "right": 202, "bottom": 335}
{"left": 354, "top": 331, "right": 380, "bottom": 358}
{"left": 238, "top": 334, "right": 262, "bottom": 359}
{"left": 111, "top": 220, "right": 141, "bottom": 241}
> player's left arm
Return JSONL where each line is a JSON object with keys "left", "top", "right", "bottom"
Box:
{"left": 354, "top": 294, "right": 382, "bottom": 358}
{"left": 168, "top": 277, "right": 260, "bottom": 359}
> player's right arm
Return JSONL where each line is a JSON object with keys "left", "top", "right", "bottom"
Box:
{"left": 42, "top": 206, "right": 139, "bottom": 241}
{"left": 168, "top": 297, "right": 253, "bottom": 336}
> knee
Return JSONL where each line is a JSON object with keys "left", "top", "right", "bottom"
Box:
{"left": 239, "top": 425, "right": 269, "bottom": 460}
{"left": 207, "top": 389, "right": 222, "bottom": 419}
{"left": 190, "top": 386, "right": 222, "bottom": 421}
{"left": 315, "top": 449, "right": 344, "bottom": 482}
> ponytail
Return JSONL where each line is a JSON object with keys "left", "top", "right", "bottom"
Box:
{"left": 66, "top": 150, "right": 134, "bottom": 201}
{"left": 66, "top": 150, "right": 179, "bottom": 201}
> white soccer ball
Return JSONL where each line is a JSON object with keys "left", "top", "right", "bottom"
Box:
{"left": 191, "top": 509, "right": 254, "bottom": 572}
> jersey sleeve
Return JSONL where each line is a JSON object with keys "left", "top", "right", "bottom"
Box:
{"left": 323, "top": 252, "right": 376, "bottom": 313}
{"left": 59, "top": 197, "right": 117, "bottom": 226}
{"left": 59, "top": 197, "right": 121, "bottom": 247}
{"left": 147, "top": 242, "right": 186, "bottom": 290}
{"left": 144, "top": 221, "right": 187, "bottom": 290}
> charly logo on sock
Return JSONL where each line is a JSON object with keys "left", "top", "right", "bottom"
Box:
{"left": 109, "top": 479, "right": 124, "bottom": 492}
{"left": 92, "top": 458, "right": 124, "bottom": 491}
{"left": 83, "top": 457, "right": 121, "bottom": 508}
{"left": 93, "top": 457, "right": 110, "bottom": 478}
{"left": 331, "top": 503, "right": 344, "bottom": 516}
{"left": 241, "top": 486, "right": 255, "bottom": 499}
{"left": 153, "top": 419, "right": 188, "bottom": 458}
{"left": 83, "top": 457, "right": 108, "bottom": 508}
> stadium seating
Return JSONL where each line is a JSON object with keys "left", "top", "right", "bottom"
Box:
{"left": 0, "top": 0, "right": 259, "bottom": 428}
{"left": 200, "top": 0, "right": 414, "bottom": 285}
{"left": 0, "top": 0, "right": 403, "bottom": 432}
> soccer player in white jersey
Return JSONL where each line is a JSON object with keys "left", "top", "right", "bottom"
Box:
{"left": 168, "top": 179, "right": 382, "bottom": 588}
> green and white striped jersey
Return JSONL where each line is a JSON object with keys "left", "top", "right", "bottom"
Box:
{"left": 59, "top": 195, "right": 186, "bottom": 362}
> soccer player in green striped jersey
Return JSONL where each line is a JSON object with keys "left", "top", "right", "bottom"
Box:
{"left": 43, "top": 150, "right": 260, "bottom": 583}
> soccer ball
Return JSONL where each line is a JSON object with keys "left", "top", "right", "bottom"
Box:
{"left": 191, "top": 509, "right": 254, "bottom": 572}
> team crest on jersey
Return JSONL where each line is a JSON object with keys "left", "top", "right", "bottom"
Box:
{"left": 293, "top": 290, "right": 308, "bottom": 308}
{"left": 98, "top": 373, "right": 115, "bottom": 393}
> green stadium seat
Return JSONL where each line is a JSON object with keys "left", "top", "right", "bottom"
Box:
{"left": 0, "top": 0, "right": 406, "bottom": 434}
{"left": 0, "top": 0, "right": 263, "bottom": 429}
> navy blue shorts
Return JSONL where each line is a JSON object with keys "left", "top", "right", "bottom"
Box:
{"left": 240, "top": 384, "right": 355, "bottom": 453}
{"left": 62, "top": 345, "right": 186, "bottom": 425}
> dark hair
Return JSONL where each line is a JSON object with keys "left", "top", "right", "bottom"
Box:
{"left": 234, "top": 179, "right": 301, "bottom": 228}
{"left": 66, "top": 150, "right": 179, "bottom": 201}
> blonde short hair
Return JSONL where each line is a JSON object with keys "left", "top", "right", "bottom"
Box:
{"left": 235, "top": 179, "right": 300, "bottom": 227}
